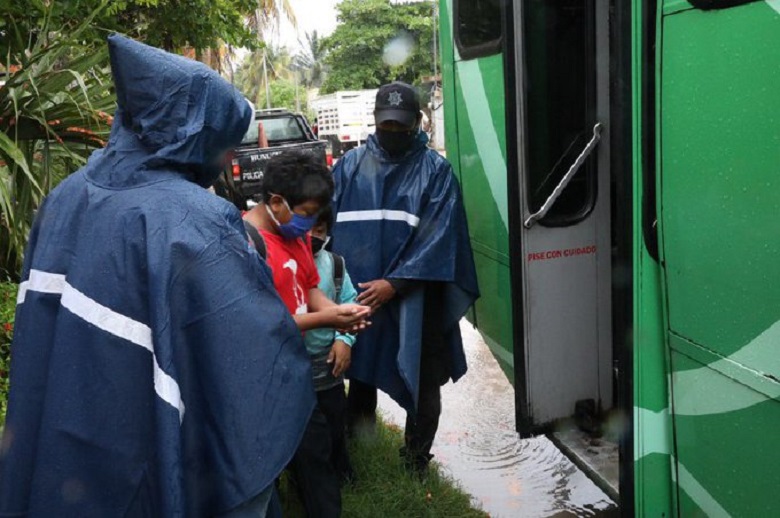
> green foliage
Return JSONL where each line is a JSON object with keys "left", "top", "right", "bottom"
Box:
{"left": 268, "top": 78, "right": 308, "bottom": 113}
{"left": 0, "top": 0, "right": 265, "bottom": 54}
{"left": 133, "top": 0, "right": 263, "bottom": 52}
{"left": 280, "top": 419, "right": 487, "bottom": 517}
{"left": 319, "top": 0, "right": 437, "bottom": 94}
{"left": 0, "top": 282, "right": 16, "bottom": 428}
{"left": 0, "top": 5, "right": 115, "bottom": 278}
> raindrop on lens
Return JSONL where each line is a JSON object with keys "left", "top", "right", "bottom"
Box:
{"left": 383, "top": 32, "right": 415, "bottom": 67}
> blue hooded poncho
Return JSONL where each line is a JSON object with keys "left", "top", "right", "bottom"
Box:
{"left": 0, "top": 35, "right": 314, "bottom": 516}
{"left": 331, "top": 132, "right": 479, "bottom": 412}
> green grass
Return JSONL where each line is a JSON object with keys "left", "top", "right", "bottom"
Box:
{"left": 280, "top": 420, "right": 488, "bottom": 518}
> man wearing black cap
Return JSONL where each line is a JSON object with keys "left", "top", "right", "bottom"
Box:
{"left": 372, "top": 82, "right": 424, "bottom": 155}
{"left": 330, "top": 82, "right": 479, "bottom": 475}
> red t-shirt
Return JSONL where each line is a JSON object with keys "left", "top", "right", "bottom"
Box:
{"left": 259, "top": 229, "right": 320, "bottom": 316}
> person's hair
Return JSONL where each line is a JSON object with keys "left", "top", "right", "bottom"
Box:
{"left": 261, "top": 150, "right": 333, "bottom": 208}
{"left": 315, "top": 205, "right": 334, "bottom": 232}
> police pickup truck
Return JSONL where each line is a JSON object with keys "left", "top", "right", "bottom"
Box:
{"left": 217, "top": 109, "right": 327, "bottom": 209}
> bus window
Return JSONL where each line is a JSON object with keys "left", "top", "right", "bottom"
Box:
{"left": 524, "top": 0, "right": 596, "bottom": 225}
{"left": 455, "top": 0, "right": 502, "bottom": 60}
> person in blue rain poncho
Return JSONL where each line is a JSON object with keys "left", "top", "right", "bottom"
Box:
{"left": 331, "top": 82, "right": 479, "bottom": 475}
{"left": 0, "top": 35, "right": 314, "bottom": 517}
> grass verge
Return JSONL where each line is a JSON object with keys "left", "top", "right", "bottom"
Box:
{"left": 280, "top": 419, "right": 488, "bottom": 517}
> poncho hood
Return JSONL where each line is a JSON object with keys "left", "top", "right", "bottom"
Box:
{"left": 92, "top": 34, "right": 252, "bottom": 188}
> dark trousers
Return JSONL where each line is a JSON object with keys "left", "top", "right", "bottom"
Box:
{"left": 317, "top": 384, "right": 354, "bottom": 483}
{"left": 348, "top": 285, "right": 449, "bottom": 467}
{"left": 289, "top": 385, "right": 351, "bottom": 518}
{"left": 347, "top": 355, "right": 443, "bottom": 462}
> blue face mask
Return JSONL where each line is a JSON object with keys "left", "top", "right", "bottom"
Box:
{"left": 266, "top": 198, "right": 317, "bottom": 240}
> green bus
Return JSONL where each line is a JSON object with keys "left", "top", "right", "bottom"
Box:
{"left": 438, "top": 0, "right": 780, "bottom": 515}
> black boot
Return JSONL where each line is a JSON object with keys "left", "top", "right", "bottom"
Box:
{"left": 399, "top": 446, "right": 434, "bottom": 479}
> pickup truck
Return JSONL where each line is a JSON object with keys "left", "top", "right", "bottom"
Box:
{"left": 217, "top": 109, "right": 327, "bottom": 210}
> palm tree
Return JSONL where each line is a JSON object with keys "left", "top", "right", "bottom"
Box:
{"left": 196, "top": 0, "right": 297, "bottom": 74}
{"left": 293, "top": 31, "right": 328, "bottom": 89}
{"left": 235, "top": 45, "right": 294, "bottom": 108}
{"left": 249, "top": 0, "right": 298, "bottom": 36}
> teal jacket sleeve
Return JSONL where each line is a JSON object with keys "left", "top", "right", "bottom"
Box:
{"left": 334, "top": 267, "right": 358, "bottom": 347}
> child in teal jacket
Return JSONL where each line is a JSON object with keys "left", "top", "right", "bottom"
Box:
{"left": 299, "top": 206, "right": 357, "bottom": 489}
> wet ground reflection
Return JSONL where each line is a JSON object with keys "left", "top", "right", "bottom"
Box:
{"left": 377, "top": 321, "right": 618, "bottom": 517}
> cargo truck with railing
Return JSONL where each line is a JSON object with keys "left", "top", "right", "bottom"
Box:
{"left": 312, "top": 89, "right": 377, "bottom": 159}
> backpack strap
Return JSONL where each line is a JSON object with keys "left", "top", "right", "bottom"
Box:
{"left": 243, "top": 220, "right": 267, "bottom": 260}
{"left": 331, "top": 252, "right": 345, "bottom": 302}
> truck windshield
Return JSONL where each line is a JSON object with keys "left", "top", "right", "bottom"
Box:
{"left": 241, "top": 115, "right": 306, "bottom": 145}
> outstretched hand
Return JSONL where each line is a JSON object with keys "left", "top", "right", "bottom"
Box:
{"left": 330, "top": 304, "right": 372, "bottom": 334}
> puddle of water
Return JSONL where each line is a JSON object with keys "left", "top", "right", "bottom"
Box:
{"left": 377, "top": 321, "right": 618, "bottom": 518}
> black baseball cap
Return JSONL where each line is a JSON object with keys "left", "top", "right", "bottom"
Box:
{"left": 375, "top": 82, "right": 420, "bottom": 127}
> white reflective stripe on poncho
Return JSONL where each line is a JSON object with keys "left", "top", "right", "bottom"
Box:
{"left": 336, "top": 209, "right": 420, "bottom": 228}
{"left": 16, "top": 269, "right": 185, "bottom": 422}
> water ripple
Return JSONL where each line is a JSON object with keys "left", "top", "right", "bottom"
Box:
{"left": 378, "top": 321, "right": 618, "bottom": 518}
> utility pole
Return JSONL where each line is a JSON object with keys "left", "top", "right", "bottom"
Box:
{"left": 263, "top": 51, "right": 271, "bottom": 109}
{"left": 294, "top": 70, "right": 301, "bottom": 112}
{"left": 254, "top": 8, "right": 269, "bottom": 109}
{"left": 288, "top": 61, "right": 301, "bottom": 113}
{"left": 431, "top": 0, "right": 439, "bottom": 148}
{"left": 432, "top": 0, "right": 439, "bottom": 81}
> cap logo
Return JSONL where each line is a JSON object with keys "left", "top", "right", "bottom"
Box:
{"left": 387, "top": 91, "right": 403, "bottom": 107}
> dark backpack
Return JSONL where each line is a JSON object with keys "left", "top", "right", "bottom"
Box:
{"left": 243, "top": 220, "right": 267, "bottom": 259}
{"left": 332, "top": 252, "right": 345, "bottom": 301}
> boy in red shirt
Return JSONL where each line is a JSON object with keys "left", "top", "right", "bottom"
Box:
{"left": 243, "top": 151, "right": 369, "bottom": 517}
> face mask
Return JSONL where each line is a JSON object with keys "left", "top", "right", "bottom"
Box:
{"left": 376, "top": 128, "right": 417, "bottom": 156}
{"left": 311, "top": 235, "right": 330, "bottom": 255}
{"left": 266, "top": 199, "right": 317, "bottom": 240}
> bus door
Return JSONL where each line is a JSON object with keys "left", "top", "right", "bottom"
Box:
{"left": 506, "top": 0, "right": 613, "bottom": 434}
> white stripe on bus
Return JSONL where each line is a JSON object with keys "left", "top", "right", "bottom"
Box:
{"left": 677, "top": 460, "right": 731, "bottom": 518}
{"left": 456, "top": 59, "right": 509, "bottom": 231}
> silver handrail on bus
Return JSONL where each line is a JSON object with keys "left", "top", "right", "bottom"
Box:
{"left": 524, "top": 122, "right": 603, "bottom": 229}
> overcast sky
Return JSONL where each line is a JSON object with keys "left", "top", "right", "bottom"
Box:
{"left": 272, "top": 0, "right": 341, "bottom": 52}
{"left": 270, "top": 0, "right": 427, "bottom": 52}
